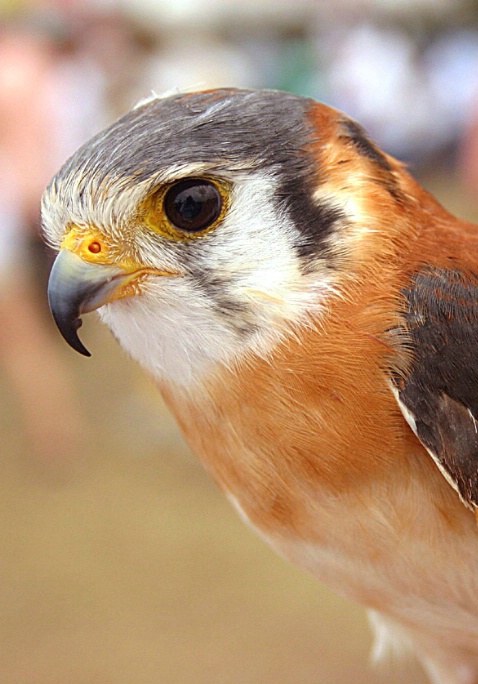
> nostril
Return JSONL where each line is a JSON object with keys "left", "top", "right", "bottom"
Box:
{"left": 88, "top": 241, "right": 102, "bottom": 254}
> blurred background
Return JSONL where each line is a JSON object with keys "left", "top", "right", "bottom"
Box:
{"left": 1, "top": 0, "right": 478, "bottom": 682}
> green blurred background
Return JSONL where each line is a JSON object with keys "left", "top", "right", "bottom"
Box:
{"left": 1, "top": 1, "right": 478, "bottom": 682}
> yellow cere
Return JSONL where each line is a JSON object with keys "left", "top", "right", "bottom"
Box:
{"left": 60, "top": 227, "right": 111, "bottom": 264}
{"left": 60, "top": 227, "right": 140, "bottom": 272}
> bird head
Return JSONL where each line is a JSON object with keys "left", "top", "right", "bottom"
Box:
{"left": 43, "top": 88, "right": 410, "bottom": 387}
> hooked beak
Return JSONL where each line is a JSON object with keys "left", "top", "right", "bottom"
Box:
{"left": 47, "top": 250, "right": 141, "bottom": 357}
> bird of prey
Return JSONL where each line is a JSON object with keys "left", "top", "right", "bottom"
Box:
{"left": 44, "top": 88, "right": 478, "bottom": 684}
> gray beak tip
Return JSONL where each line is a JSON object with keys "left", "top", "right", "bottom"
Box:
{"left": 47, "top": 249, "right": 115, "bottom": 357}
{"left": 47, "top": 249, "right": 132, "bottom": 356}
{"left": 47, "top": 282, "right": 92, "bottom": 357}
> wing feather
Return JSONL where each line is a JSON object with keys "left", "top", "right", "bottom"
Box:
{"left": 393, "top": 267, "right": 478, "bottom": 509}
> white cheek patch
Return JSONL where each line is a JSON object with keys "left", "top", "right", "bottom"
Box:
{"left": 98, "top": 172, "right": 336, "bottom": 388}
{"left": 204, "top": 173, "right": 336, "bottom": 330}
{"left": 98, "top": 278, "right": 242, "bottom": 388}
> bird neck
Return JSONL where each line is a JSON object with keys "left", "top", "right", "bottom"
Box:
{"left": 158, "top": 288, "right": 414, "bottom": 538}
{"left": 158, "top": 270, "right": 476, "bottom": 619}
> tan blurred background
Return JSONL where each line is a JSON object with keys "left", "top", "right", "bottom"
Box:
{"left": 1, "top": 0, "right": 478, "bottom": 682}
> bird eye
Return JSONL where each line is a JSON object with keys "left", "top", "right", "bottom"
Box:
{"left": 164, "top": 179, "right": 222, "bottom": 233}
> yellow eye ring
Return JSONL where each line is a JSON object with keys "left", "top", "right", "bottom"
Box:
{"left": 142, "top": 177, "right": 230, "bottom": 241}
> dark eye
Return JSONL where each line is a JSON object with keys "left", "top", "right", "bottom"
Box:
{"left": 164, "top": 179, "right": 222, "bottom": 233}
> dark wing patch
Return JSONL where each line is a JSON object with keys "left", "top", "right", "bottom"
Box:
{"left": 394, "top": 268, "right": 478, "bottom": 508}
{"left": 339, "top": 118, "right": 404, "bottom": 202}
{"left": 340, "top": 118, "right": 393, "bottom": 172}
